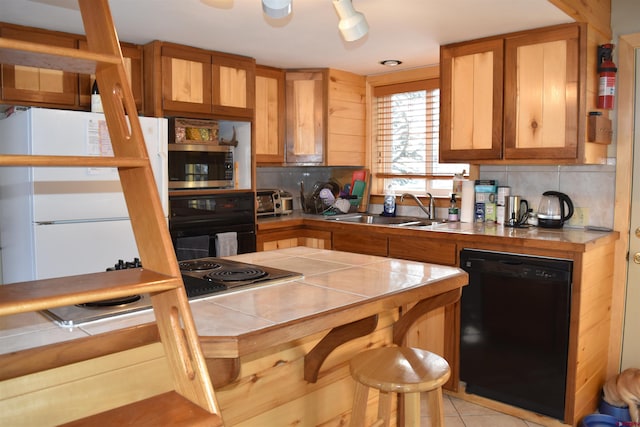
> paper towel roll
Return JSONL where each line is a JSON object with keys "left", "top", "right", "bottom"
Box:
{"left": 460, "top": 180, "right": 475, "bottom": 223}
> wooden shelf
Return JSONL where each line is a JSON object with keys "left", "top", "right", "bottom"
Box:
{"left": 0, "top": 154, "right": 149, "bottom": 168}
{"left": 0, "top": 37, "right": 121, "bottom": 74}
{"left": 0, "top": 269, "right": 181, "bottom": 316}
{"left": 59, "top": 391, "right": 224, "bottom": 427}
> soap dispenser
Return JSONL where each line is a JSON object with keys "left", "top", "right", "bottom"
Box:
{"left": 448, "top": 194, "right": 459, "bottom": 222}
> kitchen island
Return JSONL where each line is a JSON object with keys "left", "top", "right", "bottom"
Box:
{"left": 256, "top": 212, "right": 620, "bottom": 426}
{"left": 0, "top": 247, "right": 467, "bottom": 426}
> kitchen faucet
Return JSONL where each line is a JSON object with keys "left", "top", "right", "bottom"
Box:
{"left": 400, "top": 193, "right": 434, "bottom": 219}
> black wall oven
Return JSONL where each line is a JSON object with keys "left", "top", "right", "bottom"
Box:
{"left": 168, "top": 192, "right": 256, "bottom": 260}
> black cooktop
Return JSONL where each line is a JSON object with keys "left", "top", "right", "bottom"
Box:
{"left": 42, "top": 258, "right": 303, "bottom": 327}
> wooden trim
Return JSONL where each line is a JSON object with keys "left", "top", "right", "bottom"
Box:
{"left": 610, "top": 32, "right": 640, "bottom": 375}
{"left": 303, "top": 315, "right": 378, "bottom": 383}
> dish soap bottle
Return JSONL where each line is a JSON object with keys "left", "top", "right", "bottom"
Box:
{"left": 448, "top": 194, "right": 459, "bottom": 222}
{"left": 383, "top": 185, "right": 396, "bottom": 217}
{"left": 91, "top": 80, "right": 103, "bottom": 113}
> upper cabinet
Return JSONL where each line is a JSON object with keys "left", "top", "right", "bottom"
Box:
{"left": 0, "top": 23, "right": 143, "bottom": 112}
{"left": 285, "top": 69, "right": 326, "bottom": 164}
{"left": 440, "top": 23, "right": 604, "bottom": 165}
{"left": 440, "top": 38, "right": 504, "bottom": 162}
{"left": 143, "top": 40, "right": 255, "bottom": 120}
{"left": 255, "top": 65, "right": 286, "bottom": 164}
{"left": 0, "top": 24, "right": 78, "bottom": 108}
{"left": 78, "top": 40, "right": 143, "bottom": 112}
{"left": 285, "top": 68, "right": 366, "bottom": 166}
{"left": 212, "top": 51, "right": 255, "bottom": 119}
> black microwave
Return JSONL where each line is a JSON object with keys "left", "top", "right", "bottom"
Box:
{"left": 168, "top": 144, "right": 234, "bottom": 190}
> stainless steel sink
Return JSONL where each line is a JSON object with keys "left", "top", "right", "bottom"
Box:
{"left": 325, "top": 214, "right": 447, "bottom": 227}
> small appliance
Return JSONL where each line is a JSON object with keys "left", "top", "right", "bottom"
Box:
{"left": 256, "top": 189, "right": 294, "bottom": 216}
{"left": 537, "top": 191, "right": 574, "bottom": 228}
{"left": 505, "top": 195, "right": 529, "bottom": 227}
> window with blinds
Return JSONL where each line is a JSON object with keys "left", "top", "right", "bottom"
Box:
{"left": 373, "top": 79, "right": 467, "bottom": 196}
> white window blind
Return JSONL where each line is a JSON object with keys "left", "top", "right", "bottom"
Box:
{"left": 373, "top": 79, "right": 467, "bottom": 195}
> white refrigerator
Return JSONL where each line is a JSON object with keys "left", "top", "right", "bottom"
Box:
{"left": 0, "top": 107, "right": 168, "bottom": 284}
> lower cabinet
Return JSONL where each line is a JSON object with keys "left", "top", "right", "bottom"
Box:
{"left": 257, "top": 227, "right": 332, "bottom": 251}
{"left": 388, "top": 236, "right": 458, "bottom": 266}
{"left": 332, "top": 231, "right": 388, "bottom": 257}
{"left": 333, "top": 231, "right": 458, "bottom": 266}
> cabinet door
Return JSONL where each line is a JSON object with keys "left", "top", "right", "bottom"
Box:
{"left": 326, "top": 69, "right": 366, "bottom": 166}
{"left": 503, "top": 25, "right": 580, "bottom": 160}
{"left": 1, "top": 25, "right": 78, "bottom": 107}
{"left": 161, "top": 44, "right": 212, "bottom": 115}
{"left": 332, "top": 231, "right": 387, "bottom": 257}
{"left": 255, "top": 66, "right": 285, "bottom": 164}
{"left": 78, "top": 41, "right": 143, "bottom": 111}
{"left": 212, "top": 52, "right": 255, "bottom": 119}
{"left": 285, "top": 70, "right": 326, "bottom": 164}
{"left": 388, "top": 236, "right": 457, "bottom": 266}
{"left": 440, "top": 39, "right": 503, "bottom": 162}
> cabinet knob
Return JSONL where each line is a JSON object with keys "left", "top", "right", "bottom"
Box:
{"left": 634, "top": 253, "right": 640, "bottom": 264}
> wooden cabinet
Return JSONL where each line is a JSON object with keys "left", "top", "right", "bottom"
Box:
{"left": 441, "top": 23, "right": 592, "bottom": 164}
{"left": 212, "top": 51, "right": 255, "bottom": 119}
{"left": 0, "top": 23, "right": 143, "bottom": 112}
{"left": 143, "top": 40, "right": 255, "bottom": 119}
{"left": 257, "top": 226, "right": 332, "bottom": 251}
{"left": 0, "top": 23, "right": 78, "bottom": 107}
{"left": 503, "top": 25, "right": 581, "bottom": 160}
{"left": 79, "top": 40, "right": 143, "bottom": 111}
{"left": 440, "top": 38, "right": 503, "bottom": 161}
{"left": 285, "top": 69, "right": 326, "bottom": 164}
{"left": 144, "top": 41, "right": 211, "bottom": 116}
{"left": 388, "top": 236, "right": 457, "bottom": 266}
{"left": 255, "top": 65, "right": 285, "bottom": 163}
{"left": 285, "top": 68, "right": 365, "bottom": 165}
{"left": 332, "top": 230, "right": 388, "bottom": 257}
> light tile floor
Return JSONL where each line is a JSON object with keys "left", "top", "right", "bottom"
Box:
{"left": 420, "top": 394, "right": 548, "bottom": 427}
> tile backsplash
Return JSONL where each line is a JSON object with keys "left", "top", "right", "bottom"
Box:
{"left": 257, "top": 163, "right": 616, "bottom": 229}
{"left": 478, "top": 164, "right": 616, "bottom": 229}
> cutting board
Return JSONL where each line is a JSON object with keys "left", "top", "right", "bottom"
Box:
{"left": 349, "top": 169, "right": 370, "bottom": 213}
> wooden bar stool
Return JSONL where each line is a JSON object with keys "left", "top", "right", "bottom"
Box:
{"left": 349, "top": 347, "right": 450, "bottom": 427}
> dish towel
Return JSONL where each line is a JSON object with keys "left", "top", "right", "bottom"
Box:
{"left": 176, "top": 235, "right": 210, "bottom": 261}
{"left": 215, "top": 232, "right": 238, "bottom": 257}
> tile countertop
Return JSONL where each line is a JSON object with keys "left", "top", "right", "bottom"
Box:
{"left": 0, "top": 247, "right": 468, "bottom": 357}
{"left": 258, "top": 211, "right": 619, "bottom": 249}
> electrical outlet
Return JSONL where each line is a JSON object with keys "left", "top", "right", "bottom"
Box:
{"left": 567, "top": 207, "right": 589, "bottom": 227}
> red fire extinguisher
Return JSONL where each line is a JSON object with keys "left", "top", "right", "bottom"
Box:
{"left": 598, "top": 44, "right": 617, "bottom": 110}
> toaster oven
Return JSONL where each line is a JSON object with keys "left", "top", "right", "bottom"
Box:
{"left": 256, "top": 190, "right": 293, "bottom": 216}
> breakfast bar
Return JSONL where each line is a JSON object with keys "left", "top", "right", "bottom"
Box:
{"left": 0, "top": 247, "right": 467, "bottom": 426}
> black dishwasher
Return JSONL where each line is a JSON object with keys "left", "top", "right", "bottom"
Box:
{"left": 459, "top": 249, "right": 572, "bottom": 420}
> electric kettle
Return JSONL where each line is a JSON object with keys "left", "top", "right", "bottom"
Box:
{"left": 537, "top": 191, "right": 574, "bottom": 228}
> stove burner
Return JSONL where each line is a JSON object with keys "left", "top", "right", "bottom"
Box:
{"left": 77, "top": 294, "right": 142, "bottom": 308}
{"left": 205, "top": 267, "right": 268, "bottom": 282}
{"left": 179, "top": 260, "right": 222, "bottom": 271}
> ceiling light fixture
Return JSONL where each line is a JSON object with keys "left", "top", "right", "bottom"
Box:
{"left": 332, "top": 0, "right": 369, "bottom": 42}
{"left": 380, "top": 59, "right": 402, "bottom": 67}
{"left": 262, "top": 0, "right": 292, "bottom": 19}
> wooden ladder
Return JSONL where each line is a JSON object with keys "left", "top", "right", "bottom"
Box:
{"left": 0, "top": 1, "right": 223, "bottom": 425}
